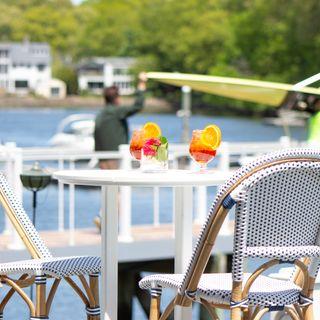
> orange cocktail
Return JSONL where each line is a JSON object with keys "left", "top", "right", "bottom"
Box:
{"left": 129, "top": 129, "right": 145, "bottom": 160}
{"left": 189, "top": 125, "right": 222, "bottom": 170}
{"left": 189, "top": 130, "right": 216, "bottom": 168}
{"left": 129, "top": 122, "right": 162, "bottom": 161}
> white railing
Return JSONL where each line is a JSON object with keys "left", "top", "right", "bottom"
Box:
{"left": 0, "top": 137, "right": 301, "bottom": 248}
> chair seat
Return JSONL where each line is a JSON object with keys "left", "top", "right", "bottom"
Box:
{"left": 0, "top": 256, "right": 101, "bottom": 278}
{"left": 139, "top": 273, "right": 301, "bottom": 307}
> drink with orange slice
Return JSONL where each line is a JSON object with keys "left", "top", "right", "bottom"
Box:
{"left": 189, "top": 124, "right": 221, "bottom": 170}
{"left": 129, "top": 122, "right": 162, "bottom": 160}
{"left": 129, "top": 129, "right": 145, "bottom": 160}
{"left": 129, "top": 122, "right": 169, "bottom": 173}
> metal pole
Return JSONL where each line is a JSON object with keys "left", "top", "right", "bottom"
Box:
{"left": 32, "top": 190, "right": 37, "bottom": 226}
{"left": 30, "top": 189, "right": 37, "bottom": 304}
{"left": 181, "top": 86, "right": 192, "bottom": 143}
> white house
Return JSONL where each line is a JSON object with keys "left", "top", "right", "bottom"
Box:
{"left": 0, "top": 41, "right": 66, "bottom": 98}
{"left": 77, "top": 57, "right": 135, "bottom": 95}
{"left": 35, "top": 78, "right": 67, "bottom": 99}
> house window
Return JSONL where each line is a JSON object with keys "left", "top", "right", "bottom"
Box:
{"left": 15, "top": 80, "right": 28, "bottom": 88}
{"left": 37, "top": 64, "right": 46, "bottom": 71}
{"left": 113, "top": 68, "right": 128, "bottom": 76}
{"left": 51, "top": 87, "right": 60, "bottom": 97}
{"left": 0, "top": 65, "right": 8, "bottom": 73}
{"left": 0, "top": 50, "right": 9, "bottom": 58}
{"left": 88, "top": 82, "right": 104, "bottom": 89}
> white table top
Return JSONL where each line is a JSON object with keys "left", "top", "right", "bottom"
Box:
{"left": 53, "top": 169, "right": 232, "bottom": 187}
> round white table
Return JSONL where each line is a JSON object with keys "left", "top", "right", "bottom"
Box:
{"left": 53, "top": 169, "right": 230, "bottom": 320}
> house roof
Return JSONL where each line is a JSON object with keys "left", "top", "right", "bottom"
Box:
{"left": 78, "top": 57, "right": 135, "bottom": 70}
{"left": 0, "top": 42, "right": 51, "bottom": 65}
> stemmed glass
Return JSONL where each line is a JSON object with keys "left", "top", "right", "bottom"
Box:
{"left": 189, "top": 130, "right": 217, "bottom": 172}
{"left": 129, "top": 129, "right": 145, "bottom": 161}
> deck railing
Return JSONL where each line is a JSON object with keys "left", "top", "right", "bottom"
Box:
{"left": 0, "top": 136, "right": 297, "bottom": 248}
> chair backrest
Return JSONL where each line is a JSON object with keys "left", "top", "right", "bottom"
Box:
{"left": 232, "top": 159, "right": 320, "bottom": 282}
{"left": 0, "top": 172, "right": 52, "bottom": 259}
{"left": 179, "top": 148, "right": 320, "bottom": 297}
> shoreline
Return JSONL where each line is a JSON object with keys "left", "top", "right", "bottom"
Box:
{"left": 0, "top": 95, "right": 173, "bottom": 113}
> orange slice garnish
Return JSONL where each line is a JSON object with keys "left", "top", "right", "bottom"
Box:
{"left": 200, "top": 124, "right": 222, "bottom": 149}
{"left": 143, "top": 122, "right": 162, "bottom": 140}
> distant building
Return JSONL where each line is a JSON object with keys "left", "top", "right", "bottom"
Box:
{"left": 0, "top": 41, "right": 66, "bottom": 98}
{"left": 36, "top": 78, "right": 67, "bottom": 99}
{"left": 77, "top": 57, "right": 135, "bottom": 95}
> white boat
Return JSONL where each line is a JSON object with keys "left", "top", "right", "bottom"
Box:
{"left": 263, "top": 110, "right": 308, "bottom": 127}
{"left": 49, "top": 114, "right": 95, "bottom": 151}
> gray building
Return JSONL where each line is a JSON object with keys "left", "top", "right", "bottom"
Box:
{"left": 0, "top": 41, "right": 51, "bottom": 94}
{"left": 77, "top": 57, "right": 135, "bottom": 95}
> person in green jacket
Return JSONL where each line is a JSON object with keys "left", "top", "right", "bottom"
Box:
{"left": 94, "top": 72, "right": 147, "bottom": 169}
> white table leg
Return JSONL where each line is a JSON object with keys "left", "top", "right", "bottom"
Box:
{"left": 174, "top": 186, "right": 193, "bottom": 320}
{"left": 119, "top": 186, "right": 133, "bottom": 242}
{"left": 101, "top": 185, "right": 119, "bottom": 320}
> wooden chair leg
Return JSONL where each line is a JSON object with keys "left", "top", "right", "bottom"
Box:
{"left": 149, "top": 287, "right": 162, "bottom": 320}
{"left": 284, "top": 307, "right": 300, "bottom": 320}
{"left": 251, "top": 308, "right": 268, "bottom": 320}
{"left": 0, "top": 274, "right": 29, "bottom": 315}
{"left": 304, "top": 304, "right": 314, "bottom": 320}
{"left": 159, "top": 298, "right": 175, "bottom": 320}
{"left": 33, "top": 275, "right": 48, "bottom": 319}
{"left": 231, "top": 281, "right": 242, "bottom": 320}
{"left": 88, "top": 274, "right": 100, "bottom": 320}
{"left": 1, "top": 276, "right": 36, "bottom": 318}
{"left": 231, "top": 307, "right": 242, "bottom": 320}
{"left": 200, "top": 299, "right": 219, "bottom": 320}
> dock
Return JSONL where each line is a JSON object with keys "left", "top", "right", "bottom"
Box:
{"left": 0, "top": 222, "right": 234, "bottom": 263}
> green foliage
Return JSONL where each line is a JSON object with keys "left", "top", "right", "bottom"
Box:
{"left": 1, "top": 0, "right": 320, "bottom": 113}
{"left": 53, "top": 64, "right": 78, "bottom": 94}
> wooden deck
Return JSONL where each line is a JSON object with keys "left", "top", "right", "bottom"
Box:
{"left": 0, "top": 222, "right": 234, "bottom": 263}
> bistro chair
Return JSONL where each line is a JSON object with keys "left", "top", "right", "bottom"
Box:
{"left": 140, "top": 148, "right": 320, "bottom": 320}
{"left": 0, "top": 172, "right": 101, "bottom": 320}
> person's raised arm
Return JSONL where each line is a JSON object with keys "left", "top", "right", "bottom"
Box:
{"left": 117, "top": 72, "right": 147, "bottom": 119}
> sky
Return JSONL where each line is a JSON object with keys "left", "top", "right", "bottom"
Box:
{"left": 71, "top": 0, "right": 84, "bottom": 4}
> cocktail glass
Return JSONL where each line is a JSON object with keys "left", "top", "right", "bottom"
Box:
{"left": 129, "top": 129, "right": 145, "bottom": 161}
{"left": 189, "top": 129, "right": 217, "bottom": 171}
{"left": 141, "top": 144, "right": 168, "bottom": 172}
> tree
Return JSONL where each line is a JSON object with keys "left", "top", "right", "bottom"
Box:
{"left": 0, "top": 0, "right": 79, "bottom": 57}
{"left": 135, "top": 0, "right": 236, "bottom": 75}
{"left": 232, "top": 0, "right": 320, "bottom": 82}
{"left": 75, "top": 0, "right": 142, "bottom": 58}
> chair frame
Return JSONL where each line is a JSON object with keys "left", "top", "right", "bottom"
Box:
{"left": 0, "top": 183, "right": 100, "bottom": 320}
{"left": 147, "top": 157, "right": 319, "bottom": 320}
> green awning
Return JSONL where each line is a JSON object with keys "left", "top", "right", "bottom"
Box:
{"left": 147, "top": 72, "right": 320, "bottom": 107}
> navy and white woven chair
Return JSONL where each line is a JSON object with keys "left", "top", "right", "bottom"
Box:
{"left": 140, "top": 149, "right": 320, "bottom": 320}
{"left": 0, "top": 172, "right": 101, "bottom": 320}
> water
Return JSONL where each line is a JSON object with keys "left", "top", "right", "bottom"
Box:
{"left": 0, "top": 107, "right": 307, "bottom": 147}
{"left": 0, "top": 108, "right": 307, "bottom": 319}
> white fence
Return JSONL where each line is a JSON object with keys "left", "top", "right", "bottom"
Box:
{"left": 0, "top": 137, "right": 298, "bottom": 248}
